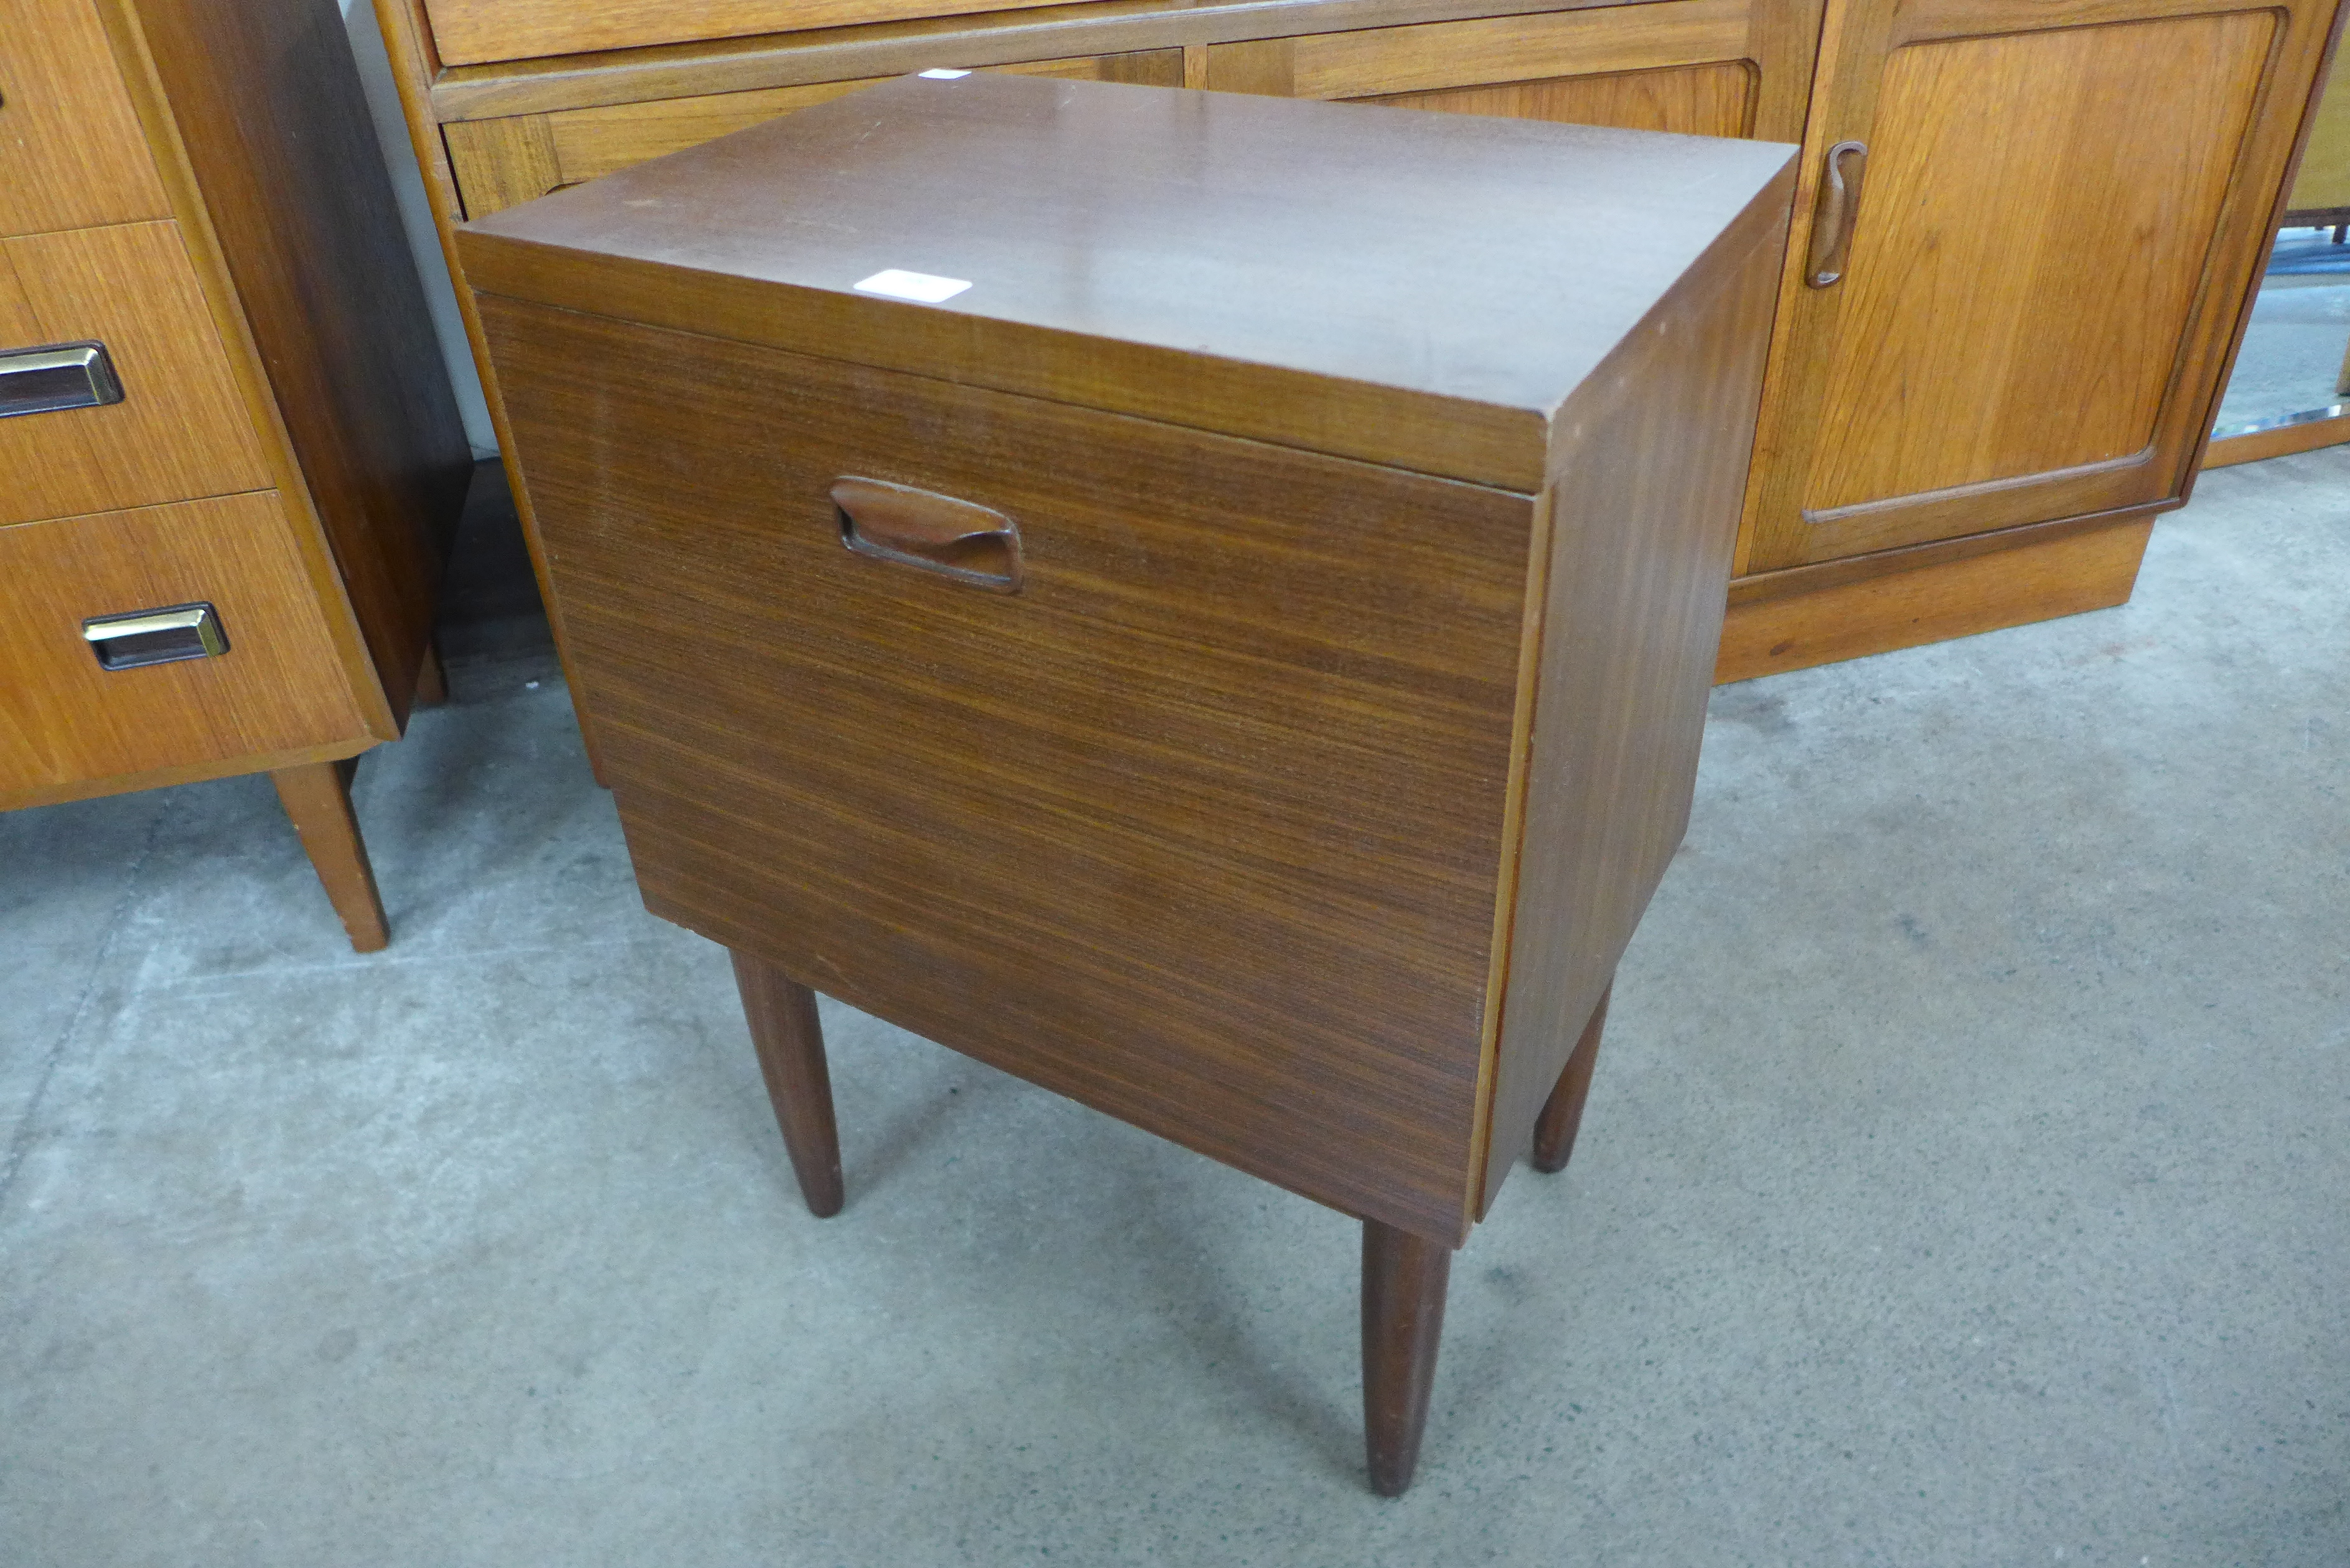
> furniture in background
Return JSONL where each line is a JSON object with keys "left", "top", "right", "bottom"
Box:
{"left": 456, "top": 73, "right": 1794, "bottom": 1492}
{"left": 0, "top": 0, "right": 470, "bottom": 949}
{"left": 374, "top": 0, "right": 2340, "bottom": 712}
{"left": 2284, "top": 50, "right": 2350, "bottom": 234}
{"left": 2204, "top": 52, "right": 2350, "bottom": 469}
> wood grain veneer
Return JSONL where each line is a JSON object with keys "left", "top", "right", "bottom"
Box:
{"left": 466, "top": 75, "right": 1794, "bottom": 1241}
{"left": 417, "top": 0, "right": 1759, "bottom": 121}
{"left": 1212, "top": 0, "right": 1750, "bottom": 100}
{"left": 464, "top": 68, "right": 1789, "bottom": 1490}
{"left": 106, "top": 0, "right": 474, "bottom": 721}
{"left": 459, "top": 73, "right": 1797, "bottom": 492}
{"left": 0, "top": 0, "right": 469, "bottom": 951}
{"left": 0, "top": 220, "right": 271, "bottom": 527}
{"left": 0, "top": 0, "right": 171, "bottom": 235}
{"left": 0, "top": 493, "right": 374, "bottom": 795}
{"left": 446, "top": 49, "right": 1185, "bottom": 217}
{"left": 1365, "top": 60, "right": 1755, "bottom": 138}
{"left": 1477, "top": 173, "right": 1786, "bottom": 1210}
{"left": 1801, "top": 12, "right": 2268, "bottom": 520}
{"left": 1736, "top": 0, "right": 2340, "bottom": 574}
{"left": 480, "top": 294, "right": 1533, "bottom": 1239}
{"left": 1715, "top": 513, "right": 2154, "bottom": 682}
{"left": 423, "top": 0, "right": 1072, "bottom": 68}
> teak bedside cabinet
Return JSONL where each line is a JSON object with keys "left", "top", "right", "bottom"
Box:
{"left": 458, "top": 73, "right": 1795, "bottom": 1494}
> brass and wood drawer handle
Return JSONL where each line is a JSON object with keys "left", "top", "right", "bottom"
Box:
{"left": 82, "top": 602, "right": 228, "bottom": 670}
{"left": 1, "top": 341, "right": 124, "bottom": 419}
{"left": 831, "top": 475, "right": 1023, "bottom": 594}
{"left": 1805, "top": 141, "right": 1869, "bottom": 289}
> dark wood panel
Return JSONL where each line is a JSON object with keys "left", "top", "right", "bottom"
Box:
{"left": 110, "top": 0, "right": 472, "bottom": 720}
{"left": 1481, "top": 161, "right": 1791, "bottom": 1211}
{"left": 457, "top": 73, "right": 1799, "bottom": 491}
{"left": 481, "top": 295, "right": 1536, "bottom": 1241}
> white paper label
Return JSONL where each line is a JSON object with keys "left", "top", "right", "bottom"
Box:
{"left": 918, "top": 68, "right": 970, "bottom": 78}
{"left": 853, "top": 269, "right": 973, "bottom": 304}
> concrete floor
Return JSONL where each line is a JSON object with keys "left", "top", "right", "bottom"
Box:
{"left": 2, "top": 452, "right": 2345, "bottom": 1566}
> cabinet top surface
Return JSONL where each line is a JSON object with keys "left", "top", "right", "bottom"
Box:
{"left": 463, "top": 73, "right": 1794, "bottom": 447}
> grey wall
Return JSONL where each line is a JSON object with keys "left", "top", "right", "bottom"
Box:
{"left": 338, "top": 0, "right": 499, "bottom": 457}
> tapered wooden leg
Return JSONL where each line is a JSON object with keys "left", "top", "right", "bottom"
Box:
{"left": 413, "top": 641, "right": 448, "bottom": 707}
{"left": 729, "top": 950, "right": 845, "bottom": 1218}
{"left": 1532, "top": 983, "right": 1612, "bottom": 1174}
{"left": 271, "top": 757, "right": 389, "bottom": 953}
{"left": 1362, "top": 1219, "right": 1452, "bottom": 1496}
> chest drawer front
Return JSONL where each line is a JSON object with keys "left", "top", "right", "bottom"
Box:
{"left": 0, "top": 220, "right": 273, "bottom": 528}
{"left": 0, "top": 492, "right": 372, "bottom": 798}
{"left": 0, "top": 0, "right": 172, "bottom": 236}
{"left": 484, "top": 294, "right": 1534, "bottom": 1238}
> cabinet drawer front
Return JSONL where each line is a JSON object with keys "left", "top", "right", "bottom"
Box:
{"left": 446, "top": 51, "right": 1184, "bottom": 219}
{"left": 0, "top": 221, "right": 272, "bottom": 527}
{"left": 421, "top": 0, "right": 1073, "bottom": 68}
{"left": 0, "top": 0, "right": 172, "bottom": 236}
{"left": 483, "top": 294, "right": 1535, "bottom": 1239}
{"left": 0, "top": 492, "right": 372, "bottom": 796}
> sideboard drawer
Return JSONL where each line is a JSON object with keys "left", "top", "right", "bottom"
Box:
{"left": 0, "top": 0, "right": 173, "bottom": 236}
{"left": 444, "top": 50, "right": 1184, "bottom": 218}
{"left": 0, "top": 491, "right": 373, "bottom": 799}
{"left": 421, "top": 0, "right": 1075, "bottom": 67}
{"left": 481, "top": 289, "right": 1537, "bottom": 1238}
{"left": 0, "top": 219, "right": 272, "bottom": 528}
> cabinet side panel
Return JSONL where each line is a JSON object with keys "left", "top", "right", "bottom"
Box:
{"left": 118, "top": 0, "right": 471, "bottom": 717}
{"left": 1480, "top": 167, "right": 1791, "bottom": 1213}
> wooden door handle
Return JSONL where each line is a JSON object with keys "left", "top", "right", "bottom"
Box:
{"left": 1805, "top": 140, "right": 1868, "bottom": 288}
{"left": 831, "top": 476, "right": 1023, "bottom": 593}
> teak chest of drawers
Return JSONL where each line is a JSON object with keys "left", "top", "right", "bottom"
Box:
{"left": 459, "top": 72, "right": 1795, "bottom": 1493}
{"left": 1, "top": 0, "right": 469, "bottom": 948}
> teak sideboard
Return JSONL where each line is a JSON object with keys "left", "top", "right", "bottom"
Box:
{"left": 376, "top": 0, "right": 2343, "bottom": 714}
{"left": 2, "top": 0, "right": 469, "bottom": 949}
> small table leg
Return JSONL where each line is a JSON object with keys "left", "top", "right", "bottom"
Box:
{"left": 412, "top": 641, "right": 448, "bottom": 707}
{"left": 271, "top": 757, "right": 388, "bottom": 953}
{"left": 1532, "top": 982, "right": 1612, "bottom": 1174}
{"left": 1362, "top": 1218, "right": 1452, "bottom": 1496}
{"left": 730, "top": 950, "right": 845, "bottom": 1218}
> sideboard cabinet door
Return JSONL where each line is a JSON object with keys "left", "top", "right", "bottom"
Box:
{"left": 1738, "top": 0, "right": 2338, "bottom": 572}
